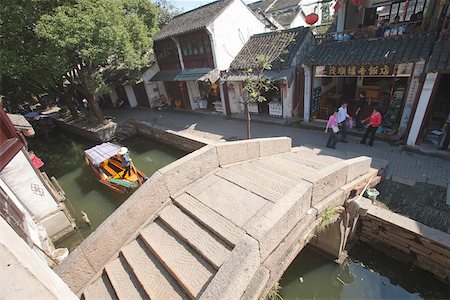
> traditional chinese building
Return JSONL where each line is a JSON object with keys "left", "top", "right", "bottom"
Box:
{"left": 223, "top": 26, "right": 314, "bottom": 119}
{"left": 248, "top": 0, "right": 336, "bottom": 29}
{"left": 301, "top": 0, "right": 446, "bottom": 140}
{"left": 148, "top": 0, "right": 266, "bottom": 112}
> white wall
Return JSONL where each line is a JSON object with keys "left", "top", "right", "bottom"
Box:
{"left": 186, "top": 81, "right": 201, "bottom": 110}
{"left": 227, "top": 82, "right": 245, "bottom": 114}
{"left": 284, "top": 84, "right": 294, "bottom": 118}
{"left": 207, "top": 0, "right": 265, "bottom": 70}
{"left": 0, "top": 151, "right": 58, "bottom": 219}
{"left": 110, "top": 88, "right": 119, "bottom": 107}
{"left": 399, "top": 61, "right": 425, "bottom": 135}
{"left": 290, "top": 13, "right": 307, "bottom": 28}
{"left": 0, "top": 218, "right": 77, "bottom": 300}
{"left": 407, "top": 73, "right": 438, "bottom": 146}
{"left": 124, "top": 85, "right": 138, "bottom": 108}
{"left": 142, "top": 64, "right": 162, "bottom": 108}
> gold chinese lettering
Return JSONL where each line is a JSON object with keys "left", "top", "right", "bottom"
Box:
{"left": 347, "top": 66, "right": 357, "bottom": 76}
{"left": 338, "top": 66, "right": 346, "bottom": 75}
{"left": 379, "top": 65, "right": 390, "bottom": 76}
{"left": 358, "top": 66, "right": 367, "bottom": 76}
{"left": 328, "top": 66, "right": 337, "bottom": 76}
{"left": 368, "top": 65, "right": 379, "bottom": 76}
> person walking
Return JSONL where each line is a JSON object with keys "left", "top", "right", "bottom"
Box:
{"left": 325, "top": 109, "right": 340, "bottom": 149}
{"left": 337, "top": 101, "right": 350, "bottom": 143}
{"left": 360, "top": 107, "right": 382, "bottom": 147}
{"left": 440, "top": 112, "right": 450, "bottom": 150}
{"left": 354, "top": 91, "right": 366, "bottom": 130}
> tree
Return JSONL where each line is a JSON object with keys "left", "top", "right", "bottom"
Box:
{"left": 0, "top": 0, "right": 72, "bottom": 111}
{"left": 153, "top": 0, "right": 183, "bottom": 28}
{"left": 36, "top": 0, "right": 158, "bottom": 124}
{"left": 242, "top": 55, "right": 277, "bottom": 139}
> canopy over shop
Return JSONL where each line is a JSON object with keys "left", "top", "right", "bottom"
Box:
{"left": 304, "top": 32, "right": 435, "bottom": 135}
{"left": 149, "top": 68, "right": 221, "bottom": 110}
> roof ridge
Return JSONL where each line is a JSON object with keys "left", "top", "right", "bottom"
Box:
{"left": 171, "top": 0, "right": 230, "bottom": 19}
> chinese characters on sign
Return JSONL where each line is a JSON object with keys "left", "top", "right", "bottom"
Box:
{"left": 319, "top": 64, "right": 395, "bottom": 77}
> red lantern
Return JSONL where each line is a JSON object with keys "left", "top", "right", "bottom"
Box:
{"left": 334, "top": 1, "right": 341, "bottom": 12}
{"left": 305, "top": 13, "right": 319, "bottom": 25}
{"left": 211, "top": 83, "right": 219, "bottom": 90}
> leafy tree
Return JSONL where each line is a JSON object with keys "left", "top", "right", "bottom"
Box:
{"left": 0, "top": 0, "right": 72, "bottom": 111}
{"left": 153, "top": 0, "right": 183, "bottom": 28}
{"left": 36, "top": 0, "right": 158, "bottom": 124}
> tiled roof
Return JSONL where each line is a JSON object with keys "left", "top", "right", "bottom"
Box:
{"left": 248, "top": 0, "right": 276, "bottom": 12}
{"left": 155, "top": 0, "right": 232, "bottom": 41}
{"left": 272, "top": 7, "right": 300, "bottom": 27}
{"left": 427, "top": 41, "right": 450, "bottom": 73}
{"left": 304, "top": 33, "right": 435, "bottom": 66}
{"left": 267, "top": 0, "right": 301, "bottom": 12}
{"left": 229, "top": 26, "right": 310, "bottom": 70}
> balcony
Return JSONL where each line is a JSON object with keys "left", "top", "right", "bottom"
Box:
{"left": 315, "top": 20, "right": 424, "bottom": 44}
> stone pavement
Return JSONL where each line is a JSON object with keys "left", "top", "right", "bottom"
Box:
{"left": 105, "top": 108, "right": 450, "bottom": 188}
{"left": 104, "top": 108, "right": 450, "bottom": 232}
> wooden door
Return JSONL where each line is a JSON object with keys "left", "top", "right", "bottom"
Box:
{"left": 293, "top": 66, "right": 305, "bottom": 118}
{"left": 115, "top": 85, "right": 129, "bottom": 107}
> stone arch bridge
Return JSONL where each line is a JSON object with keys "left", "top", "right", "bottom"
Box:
{"left": 56, "top": 137, "right": 383, "bottom": 299}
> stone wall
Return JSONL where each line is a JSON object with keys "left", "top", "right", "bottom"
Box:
{"left": 131, "top": 120, "right": 208, "bottom": 152}
{"left": 56, "top": 118, "right": 117, "bottom": 142}
{"left": 360, "top": 205, "right": 450, "bottom": 284}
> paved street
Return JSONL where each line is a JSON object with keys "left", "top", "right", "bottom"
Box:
{"left": 105, "top": 108, "right": 450, "bottom": 233}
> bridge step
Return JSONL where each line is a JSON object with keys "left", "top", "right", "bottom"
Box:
{"left": 141, "top": 221, "right": 215, "bottom": 299}
{"left": 159, "top": 204, "right": 231, "bottom": 269}
{"left": 83, "top": 275, "right": 117, "bottom": 300}
{"left": 121, "top": 239, "right": 186, "bottom": 300}
{"left": 174, "top": 193, "right": 245, "bottom": 246}
{"left": 105, "top": 256, "right": 147, "bottom": 300}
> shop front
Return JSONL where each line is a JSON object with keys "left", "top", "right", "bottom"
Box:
{"left": 312, "top": 62, "right": 414, "bottom": 135}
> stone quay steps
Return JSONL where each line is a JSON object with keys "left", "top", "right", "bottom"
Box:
{"left": 82, "top": 202, "right": 232, "bottom": 300}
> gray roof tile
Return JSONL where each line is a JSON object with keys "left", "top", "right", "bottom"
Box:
{"left": 304, "top": 33, "right": 435, "bottom": 66}
{"left": 427, "top": 41, "right": 450, "bottom": 73}
{"left": 229, "top": 26, "right": 310, "bottom": 70}
{"left": 155, "top": 0, "right": 232, "bottom": 41}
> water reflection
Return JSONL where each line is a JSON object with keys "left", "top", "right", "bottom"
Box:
{"left": 280, "top": 243, "right": 448, "bottom": 300}
{"left": 28, "top": 131, "right": 186, "bottom": 250}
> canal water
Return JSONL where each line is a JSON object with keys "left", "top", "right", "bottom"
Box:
{"left": 280, "top": 243, "right": 449, "bottom": 300}
{"left": 28, "top": 131, "right": 186, "bottom": 251}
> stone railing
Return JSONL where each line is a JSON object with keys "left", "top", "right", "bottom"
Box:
{"left": 360, "top": 205, "right": 450, "bottom": 284}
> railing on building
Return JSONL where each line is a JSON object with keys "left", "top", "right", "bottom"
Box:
{"left": 315, "top": 21, "right": 424, "bottom": 44}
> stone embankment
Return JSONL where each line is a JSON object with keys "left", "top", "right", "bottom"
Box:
{"left": 360, "top": 206, "right": 450, "bottom": 284}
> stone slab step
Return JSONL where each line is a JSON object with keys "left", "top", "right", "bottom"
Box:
{"left": 141, "top": 221, "right": 215, "bottom": 299}
{"left": 253, "top": 158, "right": 311, "bottom": 182}
{"left": 121, "top": 240, "right": 186, "bottom": 300}
{"left": 215, "top": 168, "right": 281, "bottom": 203}
{"left": 159, "top": 205, "right": 231, "bottom": 269}
{"left": 227, "top": 163, "right": 295, "bottom": 194}
{"left": 174, "top": 193, "right": 245, "bottom": 246}
{"left": 83, "top": 276, "right": 116, "bottom": 300}
{"left": 105, "top": 257, "right": 147, "bottom": 300}
{"left": 279, "top": 152, "right": 328, "bottom": 170}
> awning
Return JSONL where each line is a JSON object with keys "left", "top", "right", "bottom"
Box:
{"left": 150, "top": 70, "right": 180, "bottom": 81}
{"left": 223, "top": 69, "right": 293, "bottom": 82}
{"left": 150, "top": 68, "right": 219, "bottom": 82}
{"left": 84, "top": 142, "right": 121, "bottom": 167}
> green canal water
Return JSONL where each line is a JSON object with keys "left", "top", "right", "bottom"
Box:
{"left": 280, "top": 243, "right": 449, "bottom": 300}
{"left": 28, "top": 131, "right": 186, "bottom": 251}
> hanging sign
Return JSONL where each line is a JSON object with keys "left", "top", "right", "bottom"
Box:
{"left": 315, "top": 64, "right": 395, "bottom": 77}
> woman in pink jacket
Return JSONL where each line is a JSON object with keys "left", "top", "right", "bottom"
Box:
{"left": 360, "top": 107, "right": 382, "bottom": 147}
{"left": 325, "top": 109, "right": 339, "bottom": 149}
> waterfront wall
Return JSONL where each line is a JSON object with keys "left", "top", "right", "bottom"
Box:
{"left": 360, "top": 205, "right": 450, "bottom": 284}
{"left": 56, "top": 118, "right": 117, "bottom": 142}
{"left": 131, "top": 120, "right": 211, "bottom": 151}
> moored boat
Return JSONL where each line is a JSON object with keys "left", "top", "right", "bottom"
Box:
{"left": 84, "top": 143, "right": 146, "bottom": 193}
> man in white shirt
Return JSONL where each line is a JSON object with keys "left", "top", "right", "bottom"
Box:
{"left": 337, "top": 101, "right": 350, "bottom": 143}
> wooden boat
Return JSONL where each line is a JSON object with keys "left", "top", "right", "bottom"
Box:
{"left": 84, "top": 143, "right": 146, "bottom": 193}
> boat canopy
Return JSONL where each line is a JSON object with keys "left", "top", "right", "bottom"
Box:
{"left": 84, "top": 142, "right": 121, "bottom": 166}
